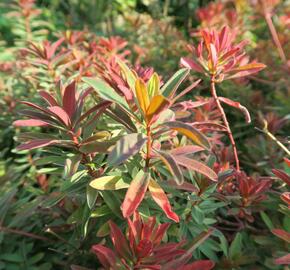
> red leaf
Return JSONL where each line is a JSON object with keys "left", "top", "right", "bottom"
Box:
{"left": 91, "top": 244, "right": 116, "bottom": 269}
{"left": 284, "top": 158, "right": 290, "bottom": 167}
{"left": 13, "top": 119, "right": 49, "bottom": 127}
{"left": 122, "top": 170, "right": 150, "bottom": 218}
{"left": 174, "top": 155, "right": 217, "bottom": 181}
{"left": 109, "top": 221, "right": 132, "bottom": 260}
{"left": 63, "top": 81, "right": 77, "bottom": 119}
{"left": 272, "top": 169, "right": 290, "bottom": 186}
{"left": 48, "top": 106, "right": 71, "bottom": 127}
{"left": 183, "top": 260, "right": 215, "bottom": 270}
{"left": 275, "top": 253, "right": 290, "bottom": 265}
{"left": 272, "top": 229, "right": 290, "bottom": 243}
{"left": 148, "top": 179, "right": 179, "bottom": 222}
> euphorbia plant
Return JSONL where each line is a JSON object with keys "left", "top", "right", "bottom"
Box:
{"left": 83, "top": 59, "right": 218, "bottom": 222}
{"left": 91, "top": 211, "right": 214, "bottom": 270}
{"left": 181, "top": 26, "right": 266, "bottom": 171}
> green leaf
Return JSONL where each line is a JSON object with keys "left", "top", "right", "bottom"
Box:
{"left": 108, "top": 133, "right": 147, "bottom": 166}
{"left": 82, "top": 77, "right": 129, "bottom": 110}
{"left": 90, "top": 176, "right": 129, "bottom": 190}
{"left": 79, "top": 138, "right": 118, "bottom": 154}
{"left": 161, "top": 68, "right": 189, "bottom": 97}
{"left": 260, "top": 211, "right": 274, "bottom": 230}
{"left": 229, "top": 232, "right": 242, "bottom": 259}
{"left": 101, "top": 191, "right": 122, "bottom": 218}
{"left": 117, "top": 58, "right": 136, "bottom": 90}
{"left": 86, "top": 185, "right": 98, "bottom": 209}
{"left": 156, "top": 150, "right": 184, "bottom": 185}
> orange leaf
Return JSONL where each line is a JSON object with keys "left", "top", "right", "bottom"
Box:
{"left": 148, "top": 179, "right": 179, "bottom": 222}
{"left": 135, "top": 79, "right": 150, "bottom": 114}
{"left": 146, "top": 95, "right": 170, "bottom": 124}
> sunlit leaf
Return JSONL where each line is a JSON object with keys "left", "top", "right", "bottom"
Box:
{"left": 90, "top": 176, "right": 129, "bottom": 190}
{"left": 175, "top": 156, "right": 217, "bottom": 181}
{"left": 108, "top": 133, "right": 147, "bottom": 166}
{"left": 122, "top": 170, "right": 150, "bottom": 218}
{"left": 147, "top": 72, "right": 160, "bottom": 98}
{"left": 161, "top": 68, "right": 189, "bottom": 97}
{"left": 146, "top": 95, "right": 170, "bottom": 124}
{"left": 164, "top": 121, "right": 211, "bottom": 150}
{"left": 148, "top": 179, "right": 179, "bottom": 222}
{"left": 135, "top": 79, "right": 150, "bottom": 114}
{"left": 156, "top": 150, "right": 184, "bottom": 185}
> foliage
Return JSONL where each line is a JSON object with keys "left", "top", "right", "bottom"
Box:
{"left": 0, "top": 0, "right": 289, "bottom": 270}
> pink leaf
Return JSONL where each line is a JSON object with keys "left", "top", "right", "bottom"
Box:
{"left": 275, "top": 253, "right": 290, "bottom": 265}
{"left": 180, "top": 57, "right": 203, "bottom": 73}
{"left": 174, "top": 155, "right": 218, "bottom": 181}
{"left": 13, "top": 119, "right": 49, "bottom": 127}
{"left": 39, "top": 91, "right": 58, "bottom": 106}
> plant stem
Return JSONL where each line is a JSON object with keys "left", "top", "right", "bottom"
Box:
{"left": 256, "top": 122, "right": 290, "bottom": 156}
{"left": 0, "top": 226, "right": 52, "bottom": 242}
{"left": 145, "top": 126, "right": 151, "bottom": 169}
{"left": 264, "top": 12, "right": 287, "bottom": 63}
{"left": 210, "top": 77, "right": 240, "bottom": 171}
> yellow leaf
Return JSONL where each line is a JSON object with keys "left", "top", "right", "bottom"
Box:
{"left": 89, "top": 176, "right": 129, "bottom": 190}
{"left": 135, "top": 79, "right": 150, "bottom": 114}
{"left": 146, "top": 95, "right": 170, "bottom": 124}
{"left": 147, "top": 73, "right": 160, "bottom": 98}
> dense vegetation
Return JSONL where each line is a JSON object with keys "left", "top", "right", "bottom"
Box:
{"left": 0, "top": 0, "right": 289, "bottom": 269}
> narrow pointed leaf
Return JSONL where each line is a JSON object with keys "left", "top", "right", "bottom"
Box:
{"left": 175, "top": 156, "right": 217, "bottom": 181}
{"left": 90, "top": 176, "right": 129, "bottom": 190}
{"left": 122, "top": 170, "right": 150, "bottom": 218}
{"left": 147, "top": 73, "right": 160, "bottom": 98}
{"left": 63, "top": 81, "right": 77, "bottom": 119}
{"left": 164, "top": 121, "right": 211, "bottom": 150}
{"left": 135, "top": 79, "right": 150, "bottom": 114}
{"left": 156, "top": 150, "right": 184, "bottom": 185}
{"left": 91, "top": 245, "right": 116, "bottom": 269}
{"left": 82, "top": 77, "right": 129, "bottom": 110}
{"left": 108, "top": 133, "right": 147, "bottom": 166}
{"left": 48, "top": 106, "right": 71, "bottom": 126}
{"left": 148, "top": 179, "right": 179, "bottom": 222}
{"left": 146, "top": 95, "right": 170, "bottom": 124}
{"left": 17, "top": 139, "right": 60, "bottom": 151}
{"left": 161, "top": 68, "right": 190, "bottom": 97}
{"left": 13, "top": 119, "right": 49, "bottom": 127}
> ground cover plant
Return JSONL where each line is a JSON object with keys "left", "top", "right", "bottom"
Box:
{"left": 0, "top": 0, "right": 289, "bottom": 269}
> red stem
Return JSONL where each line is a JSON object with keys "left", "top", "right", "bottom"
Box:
{"left": 264, "top": 12, "right": 287, "bottom": 63}
{"left": 210, "top": 77, "right": 240, "bottom": 171}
